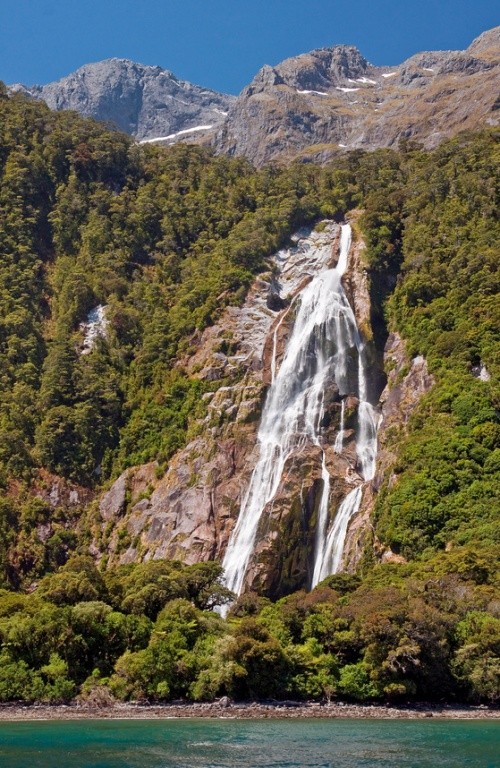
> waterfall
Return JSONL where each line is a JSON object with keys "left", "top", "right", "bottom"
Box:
{"left": 334, "top": 399, "right": 345, "bottom": 453}
{"left": 312, "top": 360, "right": 379, "bottom": 585}
{"left": 312, "top": 315, "right": 379, "bottom": 586}
{"left": 222, "top": 223, "right": 378, "bottom": 598}
{"left": 80, "top": 305, "right": 108, "bottom": 354}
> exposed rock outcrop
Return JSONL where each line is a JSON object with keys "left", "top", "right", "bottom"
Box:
{"left": 342, "top": 331, "right": 434, "bottom": 570}
{"left": 215, "top": 29, "right": 499, "bottom": 165}
{"left": 9, "top": 28, "right": 499, "bottom": 162}
{"left": 32, "top": 470, "right": 94, "bottom": 511}
{"left": 10, "top": 58, "right": 234, "bottom": 143}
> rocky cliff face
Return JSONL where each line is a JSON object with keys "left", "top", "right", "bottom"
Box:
{"left": 9, "top": 28, "right": 499, "bottom": 162}
{"left": 217, "top": 27, "right": 500, "bottom": 165}
{"left": 92, "top": 222, "right": 391, "bottom": 598}
{"left": 215, "top": 28, "right": 499, "bottom": 165}
{"left": 342, "top": 331, "right": 435, "bottom": 570}
{"left": 10, "top": 58, "right": 235, "bottom": 142}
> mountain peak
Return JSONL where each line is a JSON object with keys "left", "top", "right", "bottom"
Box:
{"left": 217, "top": 27, "right": 499, "bottom": 165}
{"left": 8, "top": 28, "right": 499, "bottom": 161}
{"left": 272, "top": 44, "right": 368, "bottom": 89}
{"left": 68, "top": 58, "right": 176, "bottom": 81}
{"left": 467, "top": 26, "right": 500, "bottom": 58}
{"left": 10, "top": 58, "right": 234, "bottom": 141}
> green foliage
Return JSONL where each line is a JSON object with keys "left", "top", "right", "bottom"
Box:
{"left": 39, "top": 653, "right": 76, "bottom": 702}
{"left": 338, "top": 663, "right": 380, "bottom": 701}
{"left": 104, "top": 560, "right": 231, "bottom": 620}
{"left": 0, "top": 653, "right": 44, "bottom": 702}
{"left": 0, "top": 88, "right": 498, "bottom": 705}
{"left": 0, "top": 548, "right": 497, "bottom": 703}
{"left": 37, "top": 555, "right": 108, "bottom": 605}
{"left": 363, "top": 130, "right": 500, "bottom": 559}
{"left": 452, "top": 612, "right": 500, "bottom": 702}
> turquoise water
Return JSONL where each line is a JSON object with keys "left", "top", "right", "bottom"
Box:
{"left": 0, "top": 718, "right": 498, "bottom": 768}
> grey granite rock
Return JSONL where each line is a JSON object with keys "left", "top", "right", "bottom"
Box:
{"left": 8, "top": 27, "right": 499, "bottom": 163}
{"left": 10, "top": 58, "right": 235, "bottom": 142}
{"left": 215, "top": 29, "right": 500, "bottom": 165}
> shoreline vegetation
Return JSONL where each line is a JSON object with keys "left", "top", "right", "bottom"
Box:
{"left": 0, "top": 700, "right": 498, "bottom": 722}
{"left": 0, "top": 91, "right": 498, "bottom": 714}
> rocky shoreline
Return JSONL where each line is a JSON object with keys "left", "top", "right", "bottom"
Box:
{"left": 0, "top": 700, "right": 498, "bottom": 721}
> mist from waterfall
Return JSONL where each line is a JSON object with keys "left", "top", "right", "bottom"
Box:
{"left": 222, "top": 223, "right": 378, "bottom": 598}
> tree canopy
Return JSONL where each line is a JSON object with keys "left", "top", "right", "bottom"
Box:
{"left": 0, "top": 86, "right": 498, "bottom": 704}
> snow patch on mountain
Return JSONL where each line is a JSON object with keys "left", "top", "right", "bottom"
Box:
{"left": 297, "top": 89, "right": 329, "bottom": 96}
{"left": 139, "top": 125, "right": 214, "bottom": 143}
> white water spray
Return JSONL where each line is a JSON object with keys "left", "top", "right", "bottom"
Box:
{"left": 334, "top": 399, "right": 345, "bottom": 454}
{"left": 222, "top": 224, "right": 378, "bottom": 597}
{"left": 312, "top": 354, "right": 379, "bottom": 585}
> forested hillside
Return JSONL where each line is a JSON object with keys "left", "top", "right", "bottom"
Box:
{"left": 0, "top": 86, "right": 498, "bottom": 704}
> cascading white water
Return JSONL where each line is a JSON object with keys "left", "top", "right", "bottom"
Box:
{"left": 80, "top": 305, "right": 108, "bottom": 354}
{"left": 312, "top": 294, "right": 379, "bottom": 585}
{"left": 223, "top": 223, "right": 378, "bottom": 598}
{"left": 317, "top": 486, "right": 363, "bottom": 575}
{"left": 334, "top": 399, "right": 345, "bottom": 453}
{"left": 312, "top": 357, "right": 379, "bottom": 585}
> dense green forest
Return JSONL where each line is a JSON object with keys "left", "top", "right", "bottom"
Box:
{"left": 0, "top": 87, "right": 498, "bottom": 704}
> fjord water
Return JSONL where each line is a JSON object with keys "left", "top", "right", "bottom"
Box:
{"left": 1, "top": 718, "right": 498, "bottom": 768}
{"left": 223, "top": 223, "right": 379, "bottom": 596}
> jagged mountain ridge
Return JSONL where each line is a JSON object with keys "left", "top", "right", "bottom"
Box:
{"left": 9, "top": 57, "right": 235, "bottom": 142}
{"left": 8, "top": 27, "right": 499, "bottom": 163}
{"left": 216, "top": 27, "right": 500, "bottom": 164}
{"left": 0, "top": 60, "right": 498, "bottom": 706}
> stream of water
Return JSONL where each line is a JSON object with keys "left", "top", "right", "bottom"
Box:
{"left": 222, "top": 224, "right": 379, "bottom": 596}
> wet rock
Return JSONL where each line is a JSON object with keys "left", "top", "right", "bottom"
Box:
{"left": 472, "top": 362, "right": 491, "bottom": 381}
{"left": 342, "top": 331, "right": 434, "bottom": 569}
{"left": 266, "top": 277, "right": 287, "bottom": 311}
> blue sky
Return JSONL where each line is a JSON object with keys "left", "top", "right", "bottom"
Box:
{"left": 0, "top": 0, "right": 497, "bottom": 94}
